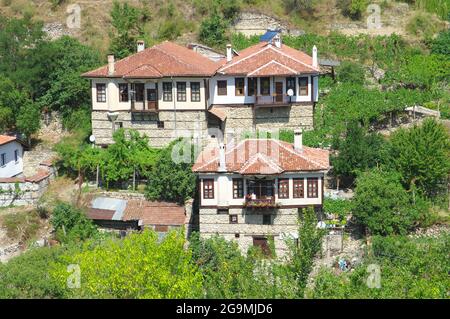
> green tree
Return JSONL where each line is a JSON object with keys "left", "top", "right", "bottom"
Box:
{"left": 390, "top": 118, "right": 450, "bottom": 197}
{"left": 145, "top": 139, "right": 196, "bottom": 204}
{"left": 199, "top": 13, "right": 228, "bottom": 48}
{"left": 352, "top": 169, "right": 426, "bottom": 235}
{"left": 337, "top": 61, "right": 365, "bottom": 85}
{"left": 51, "top": 203, "right": 98, "bottom": 243}
{"left": 337, "top": 0, "right": 368, "bottom": 20}
{"left": 109, "top": 1, "right": 145, "bottom": 59}
{"left": 332, "top": 122, "right": 388, "bottom": 182}
{"left": 51, "top": 230, "right": 203, "bottom": 298}
{"left": 16, "top": 102, "right": 41, "bottom": 146}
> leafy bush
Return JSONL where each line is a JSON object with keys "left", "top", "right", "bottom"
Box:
{"left": 145, "top": 139, "right": 196, "bottom": 204}
{"left": 332, "top": 122, "right": 389, "bottom": 181}
{"left": 337, "top": 61, "right": 365, "bottom": 85}
{"left": 311, "top": 233, "right": 450, "bottom": 298}
{"left": 199, "top": 13, "right": 229, "bottom": 48}
{"left": 0, "top": 247, "right": 66, "bottom": 299}
{"left": 389, "top": 118, "right": 450, "bottom": 197}
{"left": 323, "top": 198, "right": 352, "bottom": 221}
{"left": 51, "top": 203, "right": 98, "bottom": 243}
{"left": 51, "top": 230, "right": 203, "bottom": 298}
{"left": 430, "top": 29, "right": 450, "bottom": 55}
{"left": 406, "top": 12, "right": 445, "bottom": 39}
{"left": 282, "top": 0, "right": 315, "bottom": 13}
{"left": 352, "top": 169, "right": 428, "bottom": 235}
{"left": 337, "top": 0, "right": 368, "bottom": 20}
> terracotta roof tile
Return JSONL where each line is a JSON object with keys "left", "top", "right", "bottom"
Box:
{"left": 0, "top": 135, "right": 16, "bottom": 146}
{"left": 218, "top": 43, "right": 320, "bottom": 76}
{"left": 83, "top": 41, "right": 220, "bottom": 78}
{"left": 86, "top": 208, "right": 116, "bottom": 220}
{"left": 192, "top": 139, "right": 329, "bottom": 174}
{"left": 123, "top": 200, "right": 186, "bottom": 226}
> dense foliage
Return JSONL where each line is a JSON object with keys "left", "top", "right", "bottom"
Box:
{"left": 145, "top": 139, "right": 197, "bottom": 204}
{"left": 310, "top": 234, "right": 450, "bottom": 298}
{"left": 51, "top": 230, "right": 203, "bottom": 298}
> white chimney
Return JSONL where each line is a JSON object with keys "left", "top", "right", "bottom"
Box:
{"left": 137, "top": 40, "right": 145, "bottom": 53}
{"left": 312, "top": 45, "right": 318, "bottom": 68}
{"left": 107, "top": 54, "right": 115, "bottom": 76}
{"left": 218, "top": 143, "right": 226, "bottom": 172}
{"left": 226, "top": 44, "right": 232, "bottom": 62}
{"left": 274, "top": 34, "right": 282, "bottom": 48}
{"left": 294, "top": 129, "right": 303, "bottom": 151}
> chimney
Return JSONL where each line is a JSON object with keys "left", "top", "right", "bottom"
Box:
{"left": 107, "top": 54, "right": 115, "bottom": 76}
{"left": 226, "top": 44, "right": 232, "bottom": 62}
{"left": 218, "top": 143, "right": 226, "bottom": 172}
{"left": 274, "top": 34, "right": 282, "bottom": 48}
{"left": 312, "top": 45, "right": 318, "bottom": 68}
{"left": 137, "top": 40, "right": 145, "bottom": 53}
{"left": 294, "top": 129, "right": 303, "bottom": 151}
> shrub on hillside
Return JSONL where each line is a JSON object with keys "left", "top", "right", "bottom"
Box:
{"left": 352, "top": 169, "right": 428, "bottom": 235}
{"left": 337, "top": 0, "right": 368, "bottom": 20}
{"left": 199, "top": 13, "right": 228, "bottom": 48}
{"left": 336, "top": 61, "right": 365, "bottom": 85}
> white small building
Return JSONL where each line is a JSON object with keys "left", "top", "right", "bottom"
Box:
{"left": 0, "top": 135, "right": 24, "bottom": 178}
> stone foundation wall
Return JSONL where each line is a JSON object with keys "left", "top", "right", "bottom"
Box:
{"left": 220, "top": 104, "right": 314, "bottom": 134}
{"left": 199, "top": 207, "right": 299, "bottom": 257}
{"left": 0, "top": 166, "right": 56, "bottom": 207}
{"left": 92, "top": 110, "right": 208, "bottom": 147}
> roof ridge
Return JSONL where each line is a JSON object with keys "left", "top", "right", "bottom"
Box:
{"left": 218, "top": 45, "right": 272, "bottom": 72}
{"left": 270, "top": 45, "right": 319, "bottom": 72}
{"left": 247, "top": 59, "right": 299, "bottom": 76}
{"left": 274, "top": 140, "right": 327, "bottom": 169}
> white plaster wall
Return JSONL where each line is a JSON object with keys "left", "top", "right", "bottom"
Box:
{"left": 0, "top": 142, "right": 23, "bottom": 178}
{"left": 91, "top": 78, "right": 207, "bottom": 112}
{"left": 199, "top": 172, "right": 324, "bottom": 207}
{"left": 209, "top": 75, "right": 316, "bottom": 105}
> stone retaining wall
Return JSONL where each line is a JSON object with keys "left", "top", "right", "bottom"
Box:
{"left": 0, "top": 163, "right": 56, "bottom": 207}
{"left": 92, "top": 110, "right": 207, "bottom": 147}
{"left": 199, "top": 207, "right": 299, "bottom": 257}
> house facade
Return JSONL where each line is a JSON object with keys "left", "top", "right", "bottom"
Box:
{"left": 0, "top": 135, "right": 23, "bottom": 178}
{"left": 83, "top": 32, "right": 320, "bottom": 147}
{"left": 192, "top": 130, "right": 329, "bottom": 256}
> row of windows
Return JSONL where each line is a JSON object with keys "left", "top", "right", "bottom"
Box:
{"left": 217, "top": 77, "right": 309, "bottom": 97}
{"left": 96, "top": 82, "right": 201, "bottom": 103}
{"left": 203, "top": 178, "right": 319, "bottom": 200}
{"left": 0, "top": 150, "right": 20, "bottom": 167}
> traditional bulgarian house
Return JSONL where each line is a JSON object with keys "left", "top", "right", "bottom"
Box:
{"left": 192, "top": 130, "right": 329, "bottom": 256}
{"left": 84, "top": 31, "right": 320, "bottom": 147}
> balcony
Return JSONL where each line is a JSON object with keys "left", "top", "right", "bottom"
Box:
{"left": 255, "top": 95, "right": 292, "bottom": 108}
{"left": 131, "top": 100, "right": 158, "bottom": 113}
{"left": 244, "top": 195, "right": 278, "bottom": 210}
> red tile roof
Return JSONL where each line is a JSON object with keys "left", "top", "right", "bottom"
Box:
{"left": 86, "top": 208, "right": 116, "bottom": 220}
{"left": 192, "top": 139, "right": 329, "bottom": 174}
{"left": 82, "top": 41, "right": 220, "bottom": 78}
{"left": 0, "top": 135, "right": 16, "bottom": 146}
{"left": 217, "top": 42, "right": 320, "bottom": 76}
{"left": 123, "top": 200, "right": 186, "bottom": 226}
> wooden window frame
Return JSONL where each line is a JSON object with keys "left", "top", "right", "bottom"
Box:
{"left": 203, "top": 179, "right": 214, "bottom": 199}
{"left": 262, "top": 214, "right": 272, "bottom": 225}
{"left": 96, "top": 83, "right": 106, "bottom": 103}
{"left": 293, "top": 178, "right": 304, "bottom": 198}
{"left": 286, "top": 77, "right": 296, "bottom": 96}
{"left": 217, "top": 80, "right": 227, "bottom": 96}
{"left": 162, "top": 82, "right": 173, "bottom": 101}
{"left": 190, "top": 82, "right": 201, "bottom": 102}
{"left": 235, "top": 78, "right": 244, "bottom": 96}
{"left": 229, "top": 214, "right": 238, "bottom": 224}
{"left": 232, "top": 178, "right": 244, "bottom": 199}
{"left": 307, "top": 178, "right": 319, "bottom": 198}
{"left": 299, "top": 77, "right": 309, "bottom": 96}
{"left": 248, "top": 77, "right": 256, "bottom": 96}
{"left": 278, "top": 178, "right": 289, "bottom": 199}
{"left": 134, "top": 83, "right": 145, "bottom": 102}
{"left": 176, "top": 82, "right": 187, "bottom": 102}
{"left": 260, "top": 77, "right": 270, "bottom": 96}
{"left": 119, "top": 83, "right": 129, "bottom": 102}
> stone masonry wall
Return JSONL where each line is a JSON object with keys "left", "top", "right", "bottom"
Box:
{"left": 199, "top": 207, "right": 299, "bottom": 257}
{"left": 220, "top": 104, "right": 314, "bottom": 133}
{"left": 92, "top": 110, "right": 207, "bottom": 147}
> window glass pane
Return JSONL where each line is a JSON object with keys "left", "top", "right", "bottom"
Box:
{"left": 235, "top": 78, "right": 244, "bottom": 96}
{"left": 299, "top": 77, "right": 308, "bottom": 96}
{"left": 286, "top": 77, "right": 296, "bottom": 96}
{"left": 307, "top": 178, "right": 318, "bottom": 198}
{"left": 190, "top": 82, "right": 201, "bottom": 102}
{"left": 261, "top": 77, "right": 270, "bottom": 95}
{"left": 163, "top": 82, "right": 172, "bottom": 101}
{"left": 177, "top": 82, "right": 186, "bottom": 102}
{"left": 96, "top": 84, "right": 106, "bottom": 102}
{"left": 119, "top": 84, "right": 128, "bottom": 102}
{"left": 217, "top": 80, "right": 227, "bottom": 95}
{"left": 293, "top": 178, "right": 304, "bottom": 198}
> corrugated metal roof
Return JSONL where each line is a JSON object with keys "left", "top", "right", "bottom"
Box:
{"left": 91, "top": 197, "right": 127, "bottom": 221}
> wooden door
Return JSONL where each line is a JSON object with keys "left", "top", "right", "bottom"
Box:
{"left": 253, "top": 237, "right": 271, "bottom": 256}
{"left": 147, "top": 88, "right": 157, "bottom": 111}
{"left": 275, "top": 82, "right": 283, "bottom": 102}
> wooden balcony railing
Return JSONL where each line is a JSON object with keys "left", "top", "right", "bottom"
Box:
{"left": 244, "top": 195, "right": 278, "bottom": 209}
{"left": 255, "top": 95, "right": 292, "bottom": 107}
